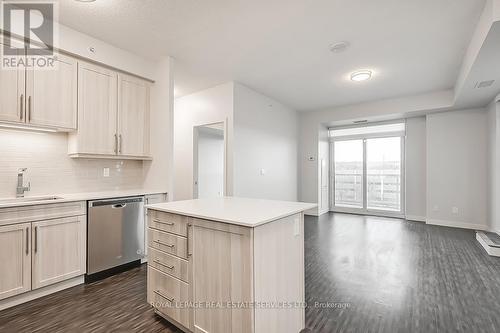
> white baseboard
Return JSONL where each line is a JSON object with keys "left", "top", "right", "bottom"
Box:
{"left": 318, "top": 209, "right": 329, "bottom": 216}
{"left": 405, "top": 215, "right": 426, "bottom": 222}
{"left": 0, "top": 275, "right": 84, "bottom": 311}
{"left": 426, "top": 219, "right": 488, "bottom": 231}
{"left": 476, "top": 233, "right": 500, "bottom": 256}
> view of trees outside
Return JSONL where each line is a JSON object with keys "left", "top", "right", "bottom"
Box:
{"left": 334, "top": 137, "right": 401, "bottom": 212}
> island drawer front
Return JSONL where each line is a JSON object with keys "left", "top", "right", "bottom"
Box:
{"left": 148, "top": 266, "right": 190, "bottom": 329}
{"left": 148, "top": 228, "right": 188, "bottom": 259}
{"left": 148, "top": 210, "right": 188, "bottom": 237}
{"left": 148, "top": 247, "right": 189, "bottom": 283}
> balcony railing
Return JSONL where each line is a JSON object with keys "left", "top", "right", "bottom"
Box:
{"left": 334, "top": 173, "right": 401, "bottom": 211}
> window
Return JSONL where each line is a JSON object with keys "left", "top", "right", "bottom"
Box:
{"left": 330, "top": 121, "right": 405, "bottom": 215}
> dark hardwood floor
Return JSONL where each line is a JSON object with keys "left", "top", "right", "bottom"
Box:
{"left": 0, "top": 265, "right": 181, "bottom": 333}
{"left": 1, "top": 213, "right": 500, "bottom": 332}
{"left": 304, "top": 213, "right": 500, "bottom": 333}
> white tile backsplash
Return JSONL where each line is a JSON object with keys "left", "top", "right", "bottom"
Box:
{"left": 0, "top": 128, "right": 145, "bottom": 197}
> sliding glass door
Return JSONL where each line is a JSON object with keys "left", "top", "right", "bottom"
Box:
{"left": 330, "top": 123, "right": 405, "bottom": 216}
{"left": 333, "top": 140, "right": 364, "bottom": 209}
{"left": 366, "top": 137, "right": 402, "bottom": 212}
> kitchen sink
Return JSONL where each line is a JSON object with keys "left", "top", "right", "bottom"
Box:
{"left": 0, "top": 196, "right": 63, "bottom": 204}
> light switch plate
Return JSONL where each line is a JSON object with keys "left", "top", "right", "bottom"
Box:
{"left": 103, "top": 167, "right": 110, "bottom": 177}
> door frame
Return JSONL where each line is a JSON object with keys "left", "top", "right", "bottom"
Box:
{"left": 329, "top": 132, "right": 406, "bottom": 218}
{"left": 192, "top": 119, "right": 228, "bottom": 199}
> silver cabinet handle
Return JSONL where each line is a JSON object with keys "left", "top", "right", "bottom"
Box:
{"left": 187, "top": 223, "right": 192, "bottom": 257}
{"left": 25, "top": 227, "right": 29, "bottom": 255}
{"left": 154, "top": 239, "right": 174, "bottom": 248}
{"left": 153, "top": 259, "right": 174, "bottom": 270}
{"left": 154, "top": 290, "right": 174, "bottom": 303}
{"left": 28, "top": 96, "right": 32, "bottom": 121}
{"left": 153, "top": 218, "right": 174, "bottom": 226}
{"left": 20, "top": 94, "right": 24, "bottom": 120}
{"left": 114, "top": 134, "right": 118, "bottom": 154}
{"left": 34, "top": 226, "right": 38, "bottom": 253}
{"left": 118, "top": 134, "right": 122, "bottom": 154}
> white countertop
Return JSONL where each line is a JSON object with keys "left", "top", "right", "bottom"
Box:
{"left": 0, "top": 189, "right": 167, "bottom": 208}
{"left": 146, "top": 197, "right": 317, "bottom": 227}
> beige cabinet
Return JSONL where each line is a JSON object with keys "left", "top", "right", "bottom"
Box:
{"left": 0, "top": 223, "right": 31, "bottom": 301}
{"left": 0, "top": 39, "right": 26, "bottom": 124}
{"left": 69, "top": 62, "right": 118, "bottom": 156}
{"left": 26, "top": 54, "right": 78, "bottom": 130}
{"left": 0, "top": 202, "right": 87, "bottom": 306}
{"left": 144, "top": 193, "right": 168, "bottom": 262}
{"left": 147, "top": 210, "right": 306, "bottom": 333}
{"left": 68, "top": 63, "right": 151, "bottom": 160}
{"left": 32, "top": 216, "right": 86, "bottom": 289}
{"left": 0, "top": 36, "right": 77, "bottom": 130}
{"left": 190, "top": 222, "right": 253, "bottom": 333}
{"left": 118, "top": 74, "right": 150, "bottom": 157}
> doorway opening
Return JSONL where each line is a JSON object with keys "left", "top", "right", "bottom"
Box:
{"left": 329, "top": 122, "right": 405, "bottom": 217}
{"left": 193, "top": 121, "right": 227, "bottom": 199}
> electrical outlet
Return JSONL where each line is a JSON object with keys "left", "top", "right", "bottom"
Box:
{"left": 433, "top": 205, "right": 439, "bottom": 212}
{"left": 452, "top": 207, "right": 459, "bottom": 214}
{"left": 103, "top": 168, "right": 110, "bottom": 177}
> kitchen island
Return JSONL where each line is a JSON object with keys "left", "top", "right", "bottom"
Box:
{"left": 145, "top": 197, "right": 316, "bottom": 333}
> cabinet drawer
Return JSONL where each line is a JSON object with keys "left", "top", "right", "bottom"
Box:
{"left": 148, "top": 247, "right": 189, "bottom": 283}
{"left": 148, "top": 266, "right": 190, "bottom": 329}
{"left": 148, "top": 210, "right": 188, "bottom": 237}
{"left": 148, "top": 228, "right": 187, "bottom": 259}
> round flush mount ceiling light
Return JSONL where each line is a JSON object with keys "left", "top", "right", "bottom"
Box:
{"left": 329, "top": 41, "right": 350, "bottom": 53}
{"left": 350, "top": 70, "right": 372, "bottom": 82}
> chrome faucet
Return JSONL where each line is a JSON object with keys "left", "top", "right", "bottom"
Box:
{"left": 16, "top": 168, "right": 30, "bottom": 198}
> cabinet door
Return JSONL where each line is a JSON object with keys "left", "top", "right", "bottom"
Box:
{"left": 0, "top": 38, "right": 26, "bottom": 123}
{"left": 32, "top": 216, "right": 86, "bottom": 289}
{"left": 26, "top": 53, "right": 77, "bottom": 130}
{"left": 0, "top": 223, "right": 31, "bottom": 300}
{"left": 190, "top": 222, "right": 253, "bottom": 333}
{"left": 118, "top": 74, "right": 150, "bottom": 157}
{"left": 76, "top": 62, "right": 118, "bottom": 155}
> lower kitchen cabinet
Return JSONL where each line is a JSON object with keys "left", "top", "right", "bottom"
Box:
{"left": 0, "top": 223, "right": 31, "bottom": 300}
{"left": 144, "top": 193, "right": 168, "bottom": 262}
{"left": 32, "top": 216, "right": 86, "bottom": 289}
{"left": 0, "top": 201, "right": 87, "bottom": 306}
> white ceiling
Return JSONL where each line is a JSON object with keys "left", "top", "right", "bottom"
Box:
{"left": 58, "top": 0, "right": 485, "bottom": 111}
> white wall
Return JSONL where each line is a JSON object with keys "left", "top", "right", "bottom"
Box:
{"left": 299, "top": 89, "right": 453, "bottom": 215}
{"left": 426, "top": 109, "right": 488, "bottom": 230}
{"left": 487, "top": 98, "right": 500, "bottom": 232}
{"left": 233, "top": 83, "right": 298, "bottom": 201}
{"left": 143, "top": 57, "right": 174, "bottom": 194}
{"left": 173, "top": 83, "right": 234, "bottom": 200}
{"left": 196, "top": 128, "right": 225, "bottom": 198}
{"left": 318, "top": 124, "right": 329, "bottom": 215}
{"left": 405, "top": 117, "right": 427, "bottom": 221}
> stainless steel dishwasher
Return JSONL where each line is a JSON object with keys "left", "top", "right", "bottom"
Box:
{"left": 87, "top": 196, "right": 144, "bottom": 281}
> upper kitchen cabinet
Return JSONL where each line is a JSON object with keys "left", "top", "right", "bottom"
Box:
{"left": 0, "top": 38, "right": 26, "bottom": 124}
{"left": 25, "top": 54, "right": 78, "bottom": 130}
{"left": 68, "top": 62, "right": 152, "bottom": 160}
{"left": 68, "top": 62, "right": 118, "bottom": 156}
{"left": 118, "top": 74, "right": 151, "bottom": 157}
{"left": 0, "top": 36, "right": 78, "bottom": 131}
